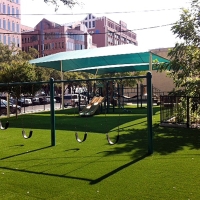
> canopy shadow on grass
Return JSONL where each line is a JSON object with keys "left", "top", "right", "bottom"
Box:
{"left": 0, "top": 166, "right": 93, "bottom": 182}
{"left": 100, "top": 123, "right": 200, "bottom": 159}
{"left": 90, "top": 153, "right": 148, "bottom": 185}
{"left": 0, "top": 145, "right": 51, "bottom": 161}
{"left": 4, "top": 108, "right": 148, "bottom": 134}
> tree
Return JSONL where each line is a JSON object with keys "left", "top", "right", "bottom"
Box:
{"left": 0, "top": 44, "right": 41, "bottom": 97}
{"left": 157, "top": 0, "right": 200, "bottom": 96}
{"left": 43, "top": 0, "right": 80, "bottom": 11}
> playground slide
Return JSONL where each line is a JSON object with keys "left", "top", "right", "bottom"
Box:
{"left": 79, "top": 96, "right": 99, "bottom": 116}
{"left": 79, "top": 96, "right": 104, "bottom": 116}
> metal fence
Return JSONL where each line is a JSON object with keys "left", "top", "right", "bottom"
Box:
{"left": 160, "top": 95, "right": 200, "bottom": 128}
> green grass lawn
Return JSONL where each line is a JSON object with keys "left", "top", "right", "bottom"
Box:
{"left": 0, "top": 106, "right": 200, "bottom": 200}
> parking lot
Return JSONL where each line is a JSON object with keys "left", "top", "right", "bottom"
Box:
{"left": 20, "top": 102, "right": 63, "bottom": 114}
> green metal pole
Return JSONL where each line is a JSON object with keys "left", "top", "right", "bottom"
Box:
{"left": 147, "top": 72, "right": 153, "bottom": 155}
{"left": 50, "top": 78, "right": 56, "bottom": 146}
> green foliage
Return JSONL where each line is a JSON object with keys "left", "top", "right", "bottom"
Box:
{"left": 0, "top": 43, "right": 41, "bottom": 97}
{"left": 157, "top": 0, "right": 200, "bottom": 96}
{"left": 98, "top": 71, "right": 145, "bottom": 87}
{"left": 43, "top": 0, "right": 80, "bottom": 11}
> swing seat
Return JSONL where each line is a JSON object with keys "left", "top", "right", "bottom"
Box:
{"left": 0, "top": 121, "right": 9, "bottom": 130}
{"left": 22, "top": 130, "right": 33, "bottom": 139}
{"left": 75, "top": 132, "right": 87, "bottom": 143}
{"left": 106, "top": 133, "right": 120, "bottom": 145}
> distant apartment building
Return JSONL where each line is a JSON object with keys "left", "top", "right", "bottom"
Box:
{"left": 82, "top": 14, "right": 138, "bottom": 48}
{"left": 21, "top": 24, "right": 34, "bottom": 33}
{"left": 21, "top": 18, "right": 95, "bottom": 57}
{"left": 0, "top": 0, "right": 21, "bottom": 48}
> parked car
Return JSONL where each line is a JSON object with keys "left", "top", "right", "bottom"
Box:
{"left": 64, "top": 94, "right": 87, "bottom": 107}
{"left": 0, "top": 99, "right": 21, "bottom": 115}
{"left": 46, "top": 96, "right": 56, "bottom": 104}
{"left": 18, "top": 97, "right": 32, "bottom": 107}
{"left": 32, "top": 93, "right": 47, "bottom": 105}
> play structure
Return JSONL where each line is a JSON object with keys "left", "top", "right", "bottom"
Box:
{"left": 79, "top": 96, "right": 105, "bottom": 116}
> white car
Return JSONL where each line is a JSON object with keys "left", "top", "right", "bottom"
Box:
{"left": 64, "top": 94, "right": 87, "bottom": 107}
{"left": 18, "top": 97, "right": 32, "bottom": 106}
{"left": 46, "top": 97, "right": 56, "bottom": 103}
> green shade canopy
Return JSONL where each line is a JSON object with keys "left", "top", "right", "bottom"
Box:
{"left": 29, "top": 44, "right": 169, "bottom": 74}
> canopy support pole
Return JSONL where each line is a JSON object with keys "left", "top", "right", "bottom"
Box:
{"left": 146, "top": 72, "right": 153, "bottom": 155}
{"left": 95, "top": 68, "right": 98, "bottom": 80}
{"left": 61, "top": 61, "right": 64, "bottom": 110}
{"left": 149, "top": 52, "right": 152, "bottom": 71}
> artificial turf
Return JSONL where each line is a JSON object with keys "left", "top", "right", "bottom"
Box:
{"left": 0, "top": 106, "right": 200, "bottom": 200}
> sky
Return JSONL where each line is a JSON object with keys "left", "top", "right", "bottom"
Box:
{"left": 20, "top": 0, "right": 191, "bottom": 50}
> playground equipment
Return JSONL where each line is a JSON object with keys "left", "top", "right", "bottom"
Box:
{"left": 79, "top": 96, "right": 105, "bottom": 116}
{"left": 106, "top": 132, "right": 120, "bottom": 145}
{"left": 0, "top": 72, "right": 153, "bottom": 154}
{"left": 22, "top": 130, "right": 33, "bottom": 139}
{"left": 105, "top": 107, "right": 120, "bottom": 145}
{"left": 18, "top": 85, "right": 34, "bottom": 139}
{"left": 0, "top": 121, "right": 9, "bottom": 130}
{"left": 75, "top": 132, "right": 87, "bottom": 143}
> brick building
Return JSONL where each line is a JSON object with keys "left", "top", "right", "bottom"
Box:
{"left": 82, "top": 14, "right": 138, "bottom": 47}
{"left": 0, "top": 0, "right": 21, "bottom": 48}
{"left": 21, "top": 18, "right": 95, "bottom": 57}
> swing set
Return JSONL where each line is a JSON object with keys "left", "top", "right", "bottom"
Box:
{"left": 0, "top": 72, "right": 153, "bottom": 154}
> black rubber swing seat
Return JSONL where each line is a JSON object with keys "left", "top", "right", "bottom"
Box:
{"left": 106, "top": 133, "right": 120, "bottom": 145}
{"left": 22, "top": 130, "right": 33, "bottom": 139}
{"left": 75, "top": 132, "right": 87, "bottom": 143}
{"left": 0, "top": 121, "right": 9, "bottom": 130}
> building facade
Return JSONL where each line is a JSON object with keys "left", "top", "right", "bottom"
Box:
{"left": 21, "top": 18, "right": 95, "bottom": 57}
{"left": 82, "top": 14, "right": 138, "bottom": 48}
{"left": 0, "top": 0, "right": 21, "bottom": 48}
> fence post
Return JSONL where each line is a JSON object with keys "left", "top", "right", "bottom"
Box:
{"left": 186, "top": 96, "right": 190, "bottom": 128}
{"left": 50, "top": 78, "right": 56, "bottom": 146}
{"left": 147, "top": 72, "right": 153, "bottom": 155}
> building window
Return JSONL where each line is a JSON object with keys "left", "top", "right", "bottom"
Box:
{"left": 55, "top": 32, "right": 60, "bottom": 38}
{"left": 8, "top": 20, "right": 10, "bottom": 30}
{"left": 16, "top": 8, "right": 19, "bottom": 18}
{"left": 17, "top": 38, "right": 20, "bottom": 47}
{"left": 8, "top": 36, "right": 11, "bottom": 45}
{"left": 12, "top": 21, "right": 15, "bottom": 32}
{"left": 12, "top": 37, "right": 15, "bottom": 43}
{"left": 0, "top": 19, "right": 1, "bottom": 29}
{"left": 12, "top": 7, "right": 15, "bottom": 17}
{"left": 85, "top": 22, "right": 87, "bottom": 28}
{"left": 89, "top": 21, "right": 91, "bottom": 28}
{"left": 3, "top": 19, "right": 6, "bottom": 29}
{"left": 16, "top": 23, "right": 19, "bottom": 32}
{"left": 3, "top": 4, "right": 6, "bottom": 14}
{"left": 92, "top": 21, "right": 95, "bottom": 27}
{"left": 7, "top": 5, "right": 10, "bottom": 15}
{"left": 3, "top": 35, "right": 6, "bottom": 45}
